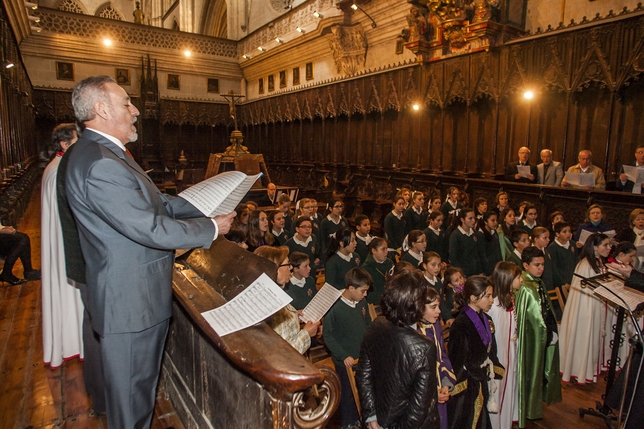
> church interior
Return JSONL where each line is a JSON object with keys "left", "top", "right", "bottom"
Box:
{"left": 2, "top": 0, "right": 644, "bottom": 427}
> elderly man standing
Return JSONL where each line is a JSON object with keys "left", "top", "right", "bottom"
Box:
{"left": 64, "top": 76, "right": 235, "bottom": 428}
{"left": 562, "top": 150, "right": 606, "bottom": 190}
{"left": 505, "top": 146, "right": 538, "bottom": 183}
{"left": 41, "top": 123, "right": 85, "bottom": 369}
{"left": 537, "top": 149, "right": 564, "bottom": 186}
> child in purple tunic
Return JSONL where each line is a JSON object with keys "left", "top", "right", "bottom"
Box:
{"left": 418, "top": 287, "right": 456, "bottom": 429}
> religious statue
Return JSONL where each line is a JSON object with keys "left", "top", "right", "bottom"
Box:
{"left": 469, "top": 0, "right": 499, "bottom": 23}
{"left": 133, "top": 2, "right": 145, "bottom": 25}
{"left": 405, "top": 6, "right": 430, "bottom": 42}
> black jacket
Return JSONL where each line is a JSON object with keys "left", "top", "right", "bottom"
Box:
{"left": 356, "top": 316, "right": 439, "bottom": 429}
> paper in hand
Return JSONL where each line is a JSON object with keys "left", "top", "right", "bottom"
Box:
{"left": 565, "top": 172, "right": 594, "bottom": 187}
{"left": 300, "top": 283, "right": 343, "bottom": 323}
{"left": 517, "top": 165, "right": 531, "bottom": 178}
{"left": 179, "top": 171, "right": 262, "bottom": 217}
{"left": 201, "top": 272, "right": 292, "bottom": 337}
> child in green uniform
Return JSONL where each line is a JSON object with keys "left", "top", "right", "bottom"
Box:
{"left": 284, "top": 252, "right": 317, "bottom": 310}
{"left": 401, "top": 229, "right": 427, "bottom": 267}
{"left": 325, "top": 227, "right": 361, "bottom": 290}
{"left": 354, "top": 214, "right": 373, "bottom": 263}
{"left": 506, "top": 229, "right": 530, "bottom": 267}
{"left": 546, "top": 221, "right": 577, "bottom": 299}
{"left": 323, "top": 267, "right": 373, "bottom": 429}
{"left": 285, "top": 217, "right": 321, "bottom": 279}
{"left": 362, "top": 237, "right": 394, "bottom": 306}
{"left": 424, "top": 210, "right": 449, "bottom": 263}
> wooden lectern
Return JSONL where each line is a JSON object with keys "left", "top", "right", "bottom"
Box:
{"left": 161, "top": 238, "right": 340, "bottom": 428}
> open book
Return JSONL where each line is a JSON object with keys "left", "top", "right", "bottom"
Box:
{"left": 179, "top": 171, "right": 262, "bottom": 217}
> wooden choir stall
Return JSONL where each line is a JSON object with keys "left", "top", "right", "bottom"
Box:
{"left": 160, "top": 237, "right": 340, "bottom": 429}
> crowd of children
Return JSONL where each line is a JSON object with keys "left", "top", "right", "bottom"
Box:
{"left": 225, "top": 187, "right": 644, "bottom": 429}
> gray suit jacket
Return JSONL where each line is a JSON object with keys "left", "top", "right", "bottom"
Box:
{"left": 537, "top": 161, "right": 564, "bottom": 186}
{"left": 65, "top": 130, "right": 215, "bottom": 335}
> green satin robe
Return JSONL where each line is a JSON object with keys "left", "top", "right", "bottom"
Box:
{"left": 515, "top": 272, "right": 562, "bottom": 428}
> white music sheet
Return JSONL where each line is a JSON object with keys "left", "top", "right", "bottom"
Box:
{"left": 201, "top": 273, "right": 292, "bottom": 337}
{"left": 179, "top": 171, "right": 262, "bottom": 217}
{"left": 300, "top": 283, "right": 343, "bottom": 323}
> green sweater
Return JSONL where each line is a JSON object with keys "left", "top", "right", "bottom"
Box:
{"left": 401, "top": 251, "right": 422, "bottom": 267}
{"left": 448, "top": 228, "right": 482, "bottom": 277}
{"left": 325, "top": 252, "right": 361, "bottom": 290}
{"left": 323, "top": 298, "right": 370, "bottom": 363}
{"left": 285, "top": 235, "right": 321, "bottom": 278}
{"left": 546, "top": 240, "right": 577, "bottom": 288}
{"left": 284, "top": 276, "right": 317, "bottom": 310}
{"left": 362, "top": 254, "right": 394, "bottom": 305}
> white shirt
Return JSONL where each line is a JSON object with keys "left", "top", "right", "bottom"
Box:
{"left": 336, "top": 251, "right": 353, "bottom": 262}
{"left": 391, "top": 210, "right": 403, "bottom": 220}
{"left": 289, "top": 275, "right": 307, "bottom": 287}
{"left": 555, "top": 238, "right": 570, "bottom": 250}
{"left": 293, "top": 235, "right": 313, "bottom": 246}
{"left": 356, "top": 233, "right": 373, "bottom": 246}
{"left": 340, "top": 295, "right": 357, "bottom": 308}
{"left": 458, "top": 225, "right": 474, "bottom": 237}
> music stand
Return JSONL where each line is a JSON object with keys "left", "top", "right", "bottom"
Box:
{"left": 575, "top": 271, "right": 644, "bottom": 429}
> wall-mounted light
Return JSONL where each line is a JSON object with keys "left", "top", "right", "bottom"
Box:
{"left": 4, "top": 61, "right": 14, "bottom": 69}
{"left": 31, "top": 26, "right": 41, "bottom": 33}
{"left": 350, "top": 3, "right": 377, "bottom": 28}
{"left": 524, "top": 91, "right": 534, "bottom": 99}
{"left": 242, "top": 54, "right": 250, "bottom": 59}
{"left": 28, "top": 15, "right": 40, "bottom": 23}
{"left": 184, "top": 50, "right": 191, "bottom": 57}
{"left": 103, "top": 38, "right": 112, "bottom": 46}
{"left": 313, "top": 11, "right": 321, "bottom": 18}
{"left": 275, "top": 37, "right": 282, "bottom": 43}
{"left": 258, "top": 46, "right": 265, "bottom": 51}
{"left": 412, "top": 104, "right": 420, "bottom": 111}
{"left": 24, "top": 1, "right": 38, "bottom": 10}
{"left": 296, "top": 27, "right": 304, "bottom": 33}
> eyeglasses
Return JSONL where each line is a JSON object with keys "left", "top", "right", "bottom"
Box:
{"left": 333, "top": 205, "right": 344, "bottom": 209}
{"left": 297, "top": 225, "right": 312, "bottom": 229}
{"left": 278, "top": 263, "right": 293, "bottom": 268}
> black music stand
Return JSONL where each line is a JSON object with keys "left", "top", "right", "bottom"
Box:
{"left": 575, "top": 272, "right": 644, "bottom": 429}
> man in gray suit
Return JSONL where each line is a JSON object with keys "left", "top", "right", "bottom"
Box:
{"left": 537, "top": 149, "right": 564, "bottom": 186}
{"left": 64, "top": 76, "right": 235, "bottom": 428}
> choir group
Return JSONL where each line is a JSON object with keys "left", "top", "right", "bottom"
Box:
{"left": 226, "top": 186, "right": 643, "bottom": 429}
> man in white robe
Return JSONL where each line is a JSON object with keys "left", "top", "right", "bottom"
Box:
{"left": 41, "top": 123, "right": 84, "bottom": 367}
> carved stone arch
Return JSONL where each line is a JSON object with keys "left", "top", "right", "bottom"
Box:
{"left": 572, "top": 34, "right": 615, "bottom": 92}
{"left": 56, "top": 0, "right": 87, "bottom": 14}
{"left": 385, "top": 75, "right": 400, "bottom": 112}
{"left": 267, "top": 100, "right": 275, "bottom": 123}
{"left": 424, "top": 68, "right": 443, "bottom": 108}
{"left": 403, "top": 68, "right": 419, "bottom": 109}
{"left": 95, "top": 2, "right": 124, "bottom": 20}
{"left": 200, "top": 0, "right": 227, "bottom": 38}
{"left": 367, "top": 78, "right": 382, "bottom": 113}
{"left": 173, "top": 19, "right": 180, "bottom": 31}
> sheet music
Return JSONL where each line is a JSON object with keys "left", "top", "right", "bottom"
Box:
{"left": 622, "top": 165, "right": 644, "bottom": 184}
{"left": 637, "top": 244, "right": 644, "bottom": 257}
{"left": 201, "top": 273, "right": 292, "bottom": 337}
{"left": 517, "top": 165, "right": 531, "bottom": 178}
{"left": 578, "top": 228, "right": 616, "bottom": 245}
{"left": 179, "top": 171, "right": 262, "bottom": 217}
{"left": 565, "top": 172, "right": 595, "bottom": 187}
{"left": 300, "top": 283, "right": 343, "bottom": 323}
{"left": 593, "top": 278, "right": 644, "bottom": 311}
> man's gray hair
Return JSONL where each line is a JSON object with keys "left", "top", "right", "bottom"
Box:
{"left": 72, "top": 75, "right": 116, "bottom": 123}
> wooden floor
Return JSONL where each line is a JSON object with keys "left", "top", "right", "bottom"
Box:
{"left": 0, "top": 185, "right": 618, "bottom": 429}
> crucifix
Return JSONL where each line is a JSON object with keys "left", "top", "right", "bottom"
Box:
{"left": 221, "top": 90, "right": 245, "bottom": 131}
